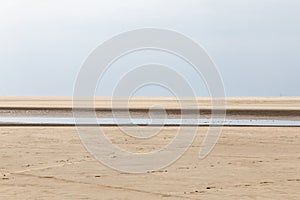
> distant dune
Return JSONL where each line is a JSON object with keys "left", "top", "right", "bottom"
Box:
{"left": 0, "top": 97, "right": 300, "bottom": 110}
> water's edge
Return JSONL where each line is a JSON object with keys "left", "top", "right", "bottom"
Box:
{"left": 1, "top": 117, "right": 300, "bottom": 127}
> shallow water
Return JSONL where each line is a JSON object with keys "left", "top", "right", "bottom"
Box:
{"left": 1, "top": 117, "right": 300, "bottom": 127}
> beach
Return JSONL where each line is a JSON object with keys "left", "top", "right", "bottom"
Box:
{"left": 0, "top": 98, "right": 299, "bottom": 199}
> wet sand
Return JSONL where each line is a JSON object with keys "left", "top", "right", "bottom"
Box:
{"left": 1, "top": 97, "right": 300, "bottom": 121}
{"left": 0, "top": 98, "right": 299, "bottom": 199}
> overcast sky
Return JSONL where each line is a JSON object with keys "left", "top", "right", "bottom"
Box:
{"left": 0, "top": 0, "right": 299, "bottom": 97}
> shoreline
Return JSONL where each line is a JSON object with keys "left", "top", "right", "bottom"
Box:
{"left": 0, "top": 98, "right": 299, "bottom": 122}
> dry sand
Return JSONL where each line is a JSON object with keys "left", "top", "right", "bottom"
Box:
{"left": 1, "top": 97, "right": 300, "bottom": 110}
{"left": 0, "top": 127, "right": 299, "bottom": 200}
{"left": 0, "top": 98, "right": 299, "bottom": 199}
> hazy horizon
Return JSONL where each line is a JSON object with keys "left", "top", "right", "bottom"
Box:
{"left": 1, "top": 0, "right": 299, "bottom": 97}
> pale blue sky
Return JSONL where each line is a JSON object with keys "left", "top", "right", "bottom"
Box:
{"left": 0, "top": 0, "right": 299, "bottom": 96}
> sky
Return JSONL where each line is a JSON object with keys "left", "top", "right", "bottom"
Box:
{"left": 0, "top": 0, "right": 299, "bottom": 97}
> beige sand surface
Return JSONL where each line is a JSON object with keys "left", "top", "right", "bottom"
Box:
{"left": 1, "top": 97, "right": 300, "bottom": 110}
{"left": 0, "top": 98, "right": 299, "bottom": 199}
{"left": 0, "top": 126, "right": 299, "bottom": 200}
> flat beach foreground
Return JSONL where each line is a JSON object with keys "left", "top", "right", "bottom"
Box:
{"left": 0, "top": 98, "right": 299, "bottom": 199}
